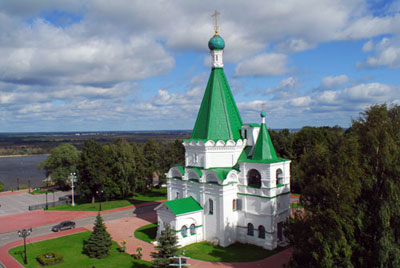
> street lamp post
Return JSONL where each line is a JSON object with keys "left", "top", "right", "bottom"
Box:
{"left": 45, "top": 191, "right": 48, "bottom": 210}
{"left": 96, "top": 190, "right": 104, "bottom": 211}
{"left": 70, "top": 172, "right": 77, "bottom": 207}
{"left": 17, "top": 228, "right": 32, "bottom": 264}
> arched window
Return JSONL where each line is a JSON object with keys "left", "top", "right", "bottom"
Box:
{"left": 258, "top": 225, "right": 265, "bottom": 239}
{"left": 247, "top": 223, "right": 254, "bottom": 236}
{"left": 276, "top": 169, "right": 283, "bottom": 186}
{"left": 209, "top": 199, "right": 214, "bottom": 215}
{"left": 181, "top": 225, "right": 187, "bottom": 237}
{"left": 176, "top": 192, "right": 179, "bottom": 199}
{"left": 190, "top": 224, "right": 196, "bottom": 235}
{"left": 247, "top": 169, "right": 261, "bottom": 188}
{"left": 232, "top": 199, "right": 236, "bottom": 210}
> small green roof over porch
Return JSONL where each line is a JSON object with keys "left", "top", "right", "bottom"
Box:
{"left": 164, "top": 197, "right": 203, "bottom": 215}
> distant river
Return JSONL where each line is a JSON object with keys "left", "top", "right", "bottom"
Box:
{"left": 0, "top": 155, "right": 48, "bottom": 191}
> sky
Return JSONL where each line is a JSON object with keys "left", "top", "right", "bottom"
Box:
{"left": 0, "top": 0, "right": 399, "bottom": 132}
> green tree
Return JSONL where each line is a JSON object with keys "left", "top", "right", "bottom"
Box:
{"left": 131, "top": 142, "right": 146, "bottom": 194}
{"left": 108, "top": 138, "right": 136, "bottom": 199}
{"left": 286, "top": 133, "right": 362, "bottom": 267}
{"left": 160, "top": 140, "right": 185, "bottom": 185}
{"left": 351, "top": 104, "right": 400, "bottom": 267}
{"left": 38, "top": 143, "right": 80, "bottom": 188}
{"left": 151, "top": 224, "right": 179, "bottom": 268}
{"left": 143, "top": 139, "right": 161, "bottom": 190}
{"left": 77, "top": 140, "right": 109, "bottom": 203}
{"left": 0, "top": 180, "right": 4, "bottom": 192}
{"left": 84, "top": 213, "right": 112, "bottom": 258}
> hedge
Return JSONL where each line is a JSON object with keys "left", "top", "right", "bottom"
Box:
{"left": 36, "top": 251, "right": 63, "bottom": 266}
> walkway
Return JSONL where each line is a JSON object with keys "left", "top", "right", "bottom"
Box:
{"left": 106, "top": 216, "right": 291, "bottom": 268}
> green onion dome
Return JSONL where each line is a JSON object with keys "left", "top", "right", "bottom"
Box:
{"left": 208, "top": 34, "right": 225, "bottom": 50}
{"left": 260, "top": 110, "right": 266, "bottom": 118}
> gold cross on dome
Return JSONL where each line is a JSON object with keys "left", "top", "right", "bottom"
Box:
{"left": 212, "top": 10, "right": 220, "bottom": 34}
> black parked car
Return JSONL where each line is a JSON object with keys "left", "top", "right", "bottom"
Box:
{"left": 52, "top": 221, "right": 76, "bottom": 232}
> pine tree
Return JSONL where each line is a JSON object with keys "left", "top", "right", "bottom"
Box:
{"left": 84, "top": 213, "right": 112, "bottom": 258}
{"left": 151, "top": 224, "right": 179, "bottom": 268}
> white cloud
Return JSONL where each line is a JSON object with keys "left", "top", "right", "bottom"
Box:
{"left": 362, "top": 40, "right": 374, "bottom": 52}
{"left": 359, "top": 37, "right": 400, "bottom": 68}
{"left": 235, "top": 53, "right": 288, "bottom": 77}
{"left": 321, "top": 74, "right": 349, "bottom": 89}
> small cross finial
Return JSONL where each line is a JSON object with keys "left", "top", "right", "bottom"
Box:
{"left": 212, "top": 10, "right": 220, "bottom": 34}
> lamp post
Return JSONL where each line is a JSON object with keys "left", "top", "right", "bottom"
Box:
{"left": 70, "top": 172, "right": 77, "bottom": 207}
{"left": 17, "top": 228, "right": 32, "bottom": 264}
{"left": 96, "top": 190, "right": 104, "bottom": 211}
{"left": 45, "top": 191, "right": 48, "bottom": 210}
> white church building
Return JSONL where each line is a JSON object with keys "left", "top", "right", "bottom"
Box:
{"left": 155, "top": 25, "right": 291, "bottom": 250}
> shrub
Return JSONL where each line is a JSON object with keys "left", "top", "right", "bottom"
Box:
{"left": 36, "top": 251, "right": 63, "bottom": 266}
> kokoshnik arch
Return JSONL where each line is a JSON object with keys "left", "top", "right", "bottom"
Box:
{"left": 155, "top": 13, "right": 291, "bottom": 250}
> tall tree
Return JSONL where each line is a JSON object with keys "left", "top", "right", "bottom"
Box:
{"left": 160, "top": 140, "right": 185, "bottom": 184}
{"left": 131, "top": 142, "right": 146, "bottom": 194}
{"left": 151, "top": 225, "right": 179, "bottom": 268}
{"left": 143, "top": 139, "right": 161, "bottom": 190}
{"left": 77, "top": 140, "right": 109, "bottom": 203}
{"left": 351, "top": 104, "right": 400, "bottom": 267}
{"left": 0, "top": 180, "right": 3, "bottom": 192}
{"left": 84, "top": 213, "right": 112, "bottom": 259}
{"left": 286, "top": 134, "right": 362, "bottom": 267}
{"left": 108, "top": 138, "right": 136, "bottom": 199}
{"left": 38, "top": 143, "right": 80, "bottom": 188}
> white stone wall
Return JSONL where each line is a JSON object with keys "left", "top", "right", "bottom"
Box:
{"left": 184, "top": 139, "right": 246, "bottom": 169}
{"left": 164, "top": 154, "right": 290, "bottom": 249}
{"left": 241, "top": 125, "right": 260, "bottom": 146}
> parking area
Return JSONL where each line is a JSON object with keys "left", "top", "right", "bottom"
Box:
{"left": 0, "top": 190, "right": 71, "bottom": 216}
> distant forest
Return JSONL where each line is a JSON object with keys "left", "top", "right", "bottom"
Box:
{"left": 0, "top": 130, "right": 191, "bottom": 156}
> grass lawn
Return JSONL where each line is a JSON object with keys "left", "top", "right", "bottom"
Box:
{"left": 179, "top": 241, "right": 287, "bottom": 262}
{"left": 29, "top": 189, "right": 54, "bottom": 195}
{"left": 9, "top": 231, "right": 151, "bottom": 268}
{"left": 290, "top": 203, "right": 304, "bottom": 209}
{"left": 134, "top": 223, "right": 158, "bottom": 243}
{"left": 48, "top": 188, "right": 167, "bottom": 211}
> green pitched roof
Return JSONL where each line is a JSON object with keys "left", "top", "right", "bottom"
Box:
{"left": 239, "top": 146, "right": 288, "bottom": 164}
{"left": 164, "top": 196, "right": 203, "bottom": 215}
{"left": 252, "top": 123, "right": 278, "bottom": 161}
{"left": 191, "top": 68, "right": 243, "bottom": 141}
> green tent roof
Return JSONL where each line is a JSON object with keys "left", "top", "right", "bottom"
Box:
{"left": 191, "top": 68, "right": 243, "bottom": 141}
{"left": 252, "top": 123, "right": 278, "bottom": 161}
{"left": 239, "top": 146, "right": 288, "bottom": 164}
{"left": 164, "top": 196, "right": 203, "bottom": 215}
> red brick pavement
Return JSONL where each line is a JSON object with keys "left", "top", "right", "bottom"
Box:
{"left": 0, "top": 201, "right": 164, "bottom": 234}
{"left": 106, "top": 216, "right": 292, "bottom": 268}
{"left": 0, "top": 189, "right": 29, "bottom": 197}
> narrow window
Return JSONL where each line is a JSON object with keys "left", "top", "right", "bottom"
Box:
{"left": 276, "top": 169, "right": 283, "bottom": 186}
{"left": 181, "top": 225, "right": 187, "bottom": 237}
{"left": 209, "top": 199, "right": 214, "bottom": 215}
{"left": 176, "top": 192, "right": 179, "bottom": 199}
{"left": 247, "top": 169, "right": 262, "bottom": 188}
{"left": 190, "top": 224, "right": 196, "bottom": 235}
{"left": 232, "top": 199, "right": 236, "bottom": 210}
{"left": 258, "top": 225, "right": 265, "bottom": 239}
{"left": 247, "top": 223, "right": 254, "bottom": 236}
{"left": 237, "top": 199, "right": 242, "bottom": 211}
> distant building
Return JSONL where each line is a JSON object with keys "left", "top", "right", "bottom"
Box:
{"left": 155, "top": 22, "right": 291, "bottom": 250}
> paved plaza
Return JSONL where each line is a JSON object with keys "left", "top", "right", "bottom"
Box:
{"left": 0, "top": 189, "right": 71, "bottom": 216}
